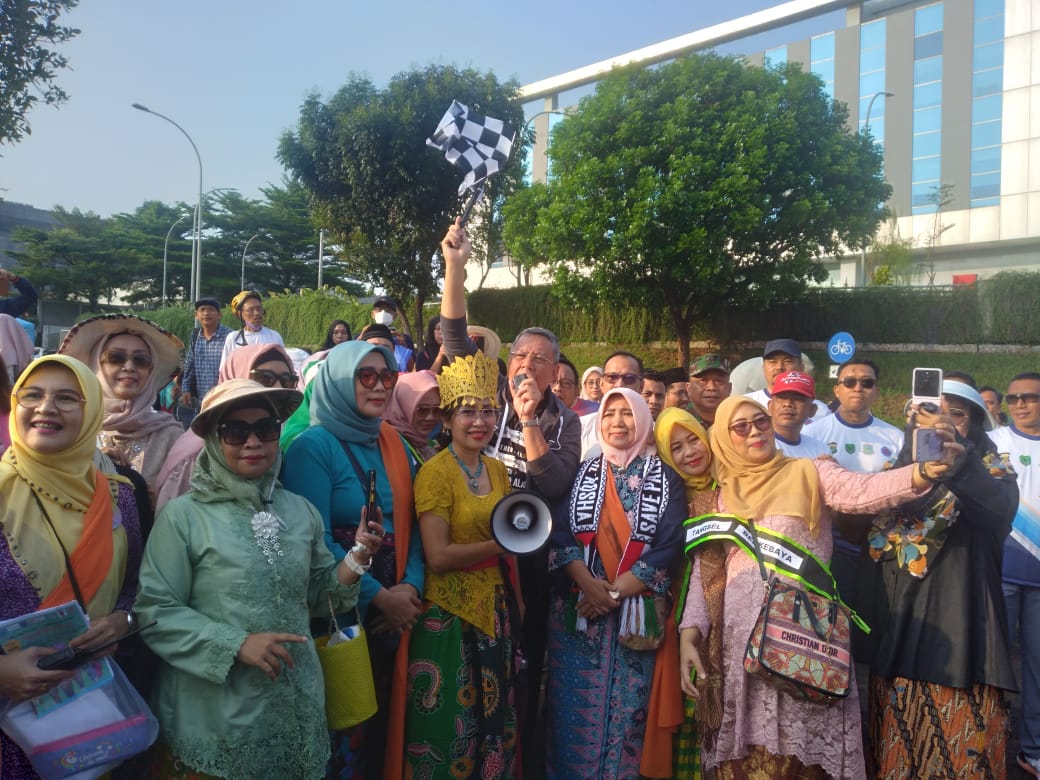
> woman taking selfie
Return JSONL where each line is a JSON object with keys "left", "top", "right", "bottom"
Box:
{"left": 679, "top": 396, "right": 961, "bottom": 779}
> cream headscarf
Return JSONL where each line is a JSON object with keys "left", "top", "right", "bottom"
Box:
{"left": 709, "top": 395, "right": 822, "bottom": 536}
{"left": 1, "top": 355, "right": 127, "bottom": 615}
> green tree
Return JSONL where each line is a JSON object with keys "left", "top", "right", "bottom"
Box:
{"left": 527, "top": 54, "right": 891, "bottom": 366}
{"left": 111, "top": 200, "right": 194, "bottom": 305}
{"left": 10, "top": 207, "right": 140, "bottom": 309}
{"left": 866, "top": 216, "right": 916, "bottom": 286}
{"left": 277, "top": 64, "right": 525, "bottom": 338}
{"left": 0, "top": 0, "right": 79, "bottom": 147}
{"left": 502, "top": 182, "right": 552, "bottom": 286}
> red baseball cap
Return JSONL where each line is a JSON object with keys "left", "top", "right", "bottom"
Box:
{"left": 771, "top": 370, "right": 815, "bottom": 399}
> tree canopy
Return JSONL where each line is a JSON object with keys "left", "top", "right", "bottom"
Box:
{"left": 514, "top": 53, "right": 891, "bottom": 366}
{"left": 0, "top": 0, "right": 79, "bottom": 147}
{"left": 277, "top": 64, "right": 526, "bottom": 336}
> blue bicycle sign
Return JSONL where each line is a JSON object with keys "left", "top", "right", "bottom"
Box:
{"left": 827, "top": 332, "right": 856, "bottom": 364}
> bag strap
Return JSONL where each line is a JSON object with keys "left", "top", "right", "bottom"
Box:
{"left": 31, "top": 491, "right": 87, "bottom": 610}
{"left": 745, "top": 517, "right": 771, "bottom": 586}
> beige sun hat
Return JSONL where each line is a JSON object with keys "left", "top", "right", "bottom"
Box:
{"left": 467, "top": 325, "right": 501, "bottom": 359}
{"left": 58, "top": 313, "right": 183, "bottom": 380}
{"left": 191, "top": 378, "right": 303, "bottom": 437}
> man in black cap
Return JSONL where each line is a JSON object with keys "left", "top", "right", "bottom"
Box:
{"left": 744, "top": 338, "right": 828, "bottom": 423}
{"left": 180, "top": 298, "right": 232, "bottom": 426}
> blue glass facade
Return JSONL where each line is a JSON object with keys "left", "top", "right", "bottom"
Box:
{"left": 810, "top": 34, "right": 835, "bottom": 100}
{"left": 971, "top": 0, "right": 1004, "bottom": 207}
{"left": 858, "top": 19, "right": 887, "bottom": 146}
{"left": 911, "top": 3, "right": 944, "bottom": 215}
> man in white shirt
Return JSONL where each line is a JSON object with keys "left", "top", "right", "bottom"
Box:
{"left": 745, "top": 338, "right": 828, "bottom": 423}
{"left": 768, "top": 371, "right": 830, "bottom": 458}
{"left": 990, "top": 372, "right": 1040, "bottom": 776}
{"left": 220, "top": 290, "right": 284, "bottom": 369}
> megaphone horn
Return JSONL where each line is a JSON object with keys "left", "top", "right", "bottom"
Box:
{"left": 490, "top": 489, "right": 553, "bottom": 556}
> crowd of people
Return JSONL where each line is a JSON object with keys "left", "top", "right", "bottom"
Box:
{"left": 0, "top": 226, "right": 1038, "bottom": 780}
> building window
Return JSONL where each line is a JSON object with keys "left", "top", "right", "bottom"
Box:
{"left": 810, "top": 34, "right": 835, "bottom": 100}
{"left": 765, "top": 45, "right": 788, "bottom": 69}
{"left": 911, "top": 4, "right": 944, "bottom": 215}
{"left": 858, "top": 19, "right": 887, "bottom": 143}
{"left": 971, "top": 0, "right": 1003, "bottom": 208}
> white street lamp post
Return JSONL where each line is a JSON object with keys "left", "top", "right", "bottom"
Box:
{"left": 132, "top": 103, "right": 204, "bottom": 302}
{"left": 241, "top": 233, "right": 260, "bottom": 289}
{"left": 860, "top": 91, "right": 895, "bottom": 285}
{"left": 162, "top": 214, "right": 189, "bottom": 306}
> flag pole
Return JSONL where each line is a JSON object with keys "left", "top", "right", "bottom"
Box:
{"left": 458, "top": 181, "right": 486, "bottom": 229}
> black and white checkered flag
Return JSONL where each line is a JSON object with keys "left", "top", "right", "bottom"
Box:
{"left": 427, "top": 100, "right": 516, "bottom": 195}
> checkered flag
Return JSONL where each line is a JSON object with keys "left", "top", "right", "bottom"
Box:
{"left": 427, "top": 100, "right": 516, "bottom": 195}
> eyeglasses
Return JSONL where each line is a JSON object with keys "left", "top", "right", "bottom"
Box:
{"left": 728, "top": 415, "right": 772, "bottom": 437}
{"left": 250, "top": 368, "right": 297, "bottom": 389}
{"left": 241, "top": 306, "right": 265, "bottom": 316}
{"left": 454, "top": 407, "right": 500, "bottom": 423}
{"left": 415, "top": 404, "right": 441, "bottom": 419}
{"left": 552, "top": 379, "right": 576, "bottom": 389}
{"left": 15, "top": 388, "right": 86, "bottom": 412}
{"left": 356, "top": 366, "right": 398, "bottom": 390}
{"left": 217, "top": 417, "right": 282, "bottom": 445}
{"left": 602, "top": 372, "right": 641, "bottom": 388}
{"left": 1007, "top": 393, "right": 1040, "bottom": 405}
{"left": 839, "top": 377, "right": 876, "bottom": 389}
{"left": 509, "top": 351, "right": 553, "bottom": 369}
{"left": 583, "top": 378, "right": 600, "bottom": 387}
{"left": 100, "top": 350, "right": 153, "bottom": 370}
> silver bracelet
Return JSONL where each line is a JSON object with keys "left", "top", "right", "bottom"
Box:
{"left": 343, "top": 545, "right": 372, "bottom": 575}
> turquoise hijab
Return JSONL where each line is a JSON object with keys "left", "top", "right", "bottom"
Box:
{"left": 309, "top": 341, "right": 397, "bottom": 445}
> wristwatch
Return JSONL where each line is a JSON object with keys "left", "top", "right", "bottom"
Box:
{"left": 119, "top": 609, "right": 138, "bottom": 632}
{"left": 520, "top": 418, "right": 540, "bottom": 428}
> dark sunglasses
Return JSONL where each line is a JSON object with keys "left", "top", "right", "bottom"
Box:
{"left": 414, "top": 404, "right": 441, "bottom": 419}
{"left": 101, "top": 350, "right": 153, "bottom": 369}
{"left": 728, "top": 415, "right": 772, "bottom": 437}
{"left": 250, "top": 368, "right": 297, "bottom": 389}
{"left": 839, "top": 377, "right": 876, "bottom": 389}
{"left": 1007, "top": 393, "right": 1040, "bottom": 405}
{"left": 217, "top": 416, "right": 282, "bottom": 446}
{"left": 357, "top": 366, "right": 398, "bottom": 390}
{"left": 602, "top": 372, "right": 641, "bottom": 387}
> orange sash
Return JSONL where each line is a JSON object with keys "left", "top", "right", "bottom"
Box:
{"left": 596, "top": 474, "right": 632, "bottom": 578}
{"left": 39, "top": 471, "right": 114, "bottom": 611}
{"left": 380, "top": 422, "right": 417, "bottom": 780}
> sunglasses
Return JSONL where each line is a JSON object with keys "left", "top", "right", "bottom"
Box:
{"left": 602, "top": 372, "right": 642, "bottom": 387}
{"left": 15, "top": 387, "right": 86, "bottom": 412}
{"left": 415, "top": 404, "right": 441, "bottom": 419}
{"left": 357, "top": 366, "right": 398, "bottom": 390}
{"left": 101, "top": 350, "right": 153, "bottom": 369}
{"left": 945, "top": 407, "right": 969, "bottom": 419}
{"left": 839, "top": 377, "right": 876, "bottom": 389}
{"left": 250, "top": 368, "right": 297, "bottom": 389}
{"left": 217, "top": 416, "right": 282, "bottom": 446}
{"left": 1007, "top": 393, "right": 1040, "bottom": 405}
{"left": 728, "top": 415, "right": 772, "bottom": 437}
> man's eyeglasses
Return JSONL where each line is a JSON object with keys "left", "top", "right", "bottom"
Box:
{"left": 101, "top": 350, "right": 153, "bottom": 370}
{"left": 509, "top": 351, "right": 553, "bottom": 369}
{"left": 839, "top": 377, "right": 876, "bottom": 389}
{"left": 1007, "top": 393, "right": 1040, "bottom": 405}
{"left": 728, "top": 415, "right": 772, "bottom": 437}
{"left": 356, "top": 367, "right": 398, "bottom": 390}
{"left": 241, "top": 306, "right": 265, "bottom": 316}
{"left": 552, "top": 379, "right": 576, "bottom": 389}
{"left": 602, "top": 372, "right": 641, "bottom": 388}
{"left": 15, "top": 388, "right": 86, "bottom": 412}
{"left": 454, "top": 407, "right": 500, "bottom": 423}
{"left": 250, "top": 368, "right": 297, "bottom": 389}
{"left": 415, "top": 404, "right": 441, "bottom": 419}
{"left": 217, "top": 417, "right": 282, "bottom": 445}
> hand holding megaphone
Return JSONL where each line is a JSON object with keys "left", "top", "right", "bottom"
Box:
{"left": 490, "top": 489, "right": 553, "bottom": 555}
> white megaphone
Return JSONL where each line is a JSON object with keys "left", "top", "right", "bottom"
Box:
{"left": 490, "top": 489, "right": 553, "bottom": 555}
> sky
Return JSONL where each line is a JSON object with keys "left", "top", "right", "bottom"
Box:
{"left": 0, "top": 0, "right": 832, "bottom": 218}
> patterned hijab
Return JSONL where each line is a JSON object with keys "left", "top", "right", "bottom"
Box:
{"left": 596, "top": 387, "right": 654, "bottom": 469}
{"left": 709, "top": 395, "right": 822, "bottom": 534}
{"left": 308, "top": 340, "right": 397, "bottom": 445}
{"left": 655, "top": 406, "right": 714, "bottom": 493}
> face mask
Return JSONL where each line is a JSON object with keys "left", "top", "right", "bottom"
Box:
{"left": 373, "top": 310, "right": 394, "bottom": 326}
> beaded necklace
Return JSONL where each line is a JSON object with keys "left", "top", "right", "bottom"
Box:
{"left": 447, "top": 443, "right": 484, "bottom": 490}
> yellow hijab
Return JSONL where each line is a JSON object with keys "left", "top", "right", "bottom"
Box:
{"left": 709, "top": 395, "right": 823, "bottom": 536}
{"left": 654, "top": 406, "right": 715, "bottom": 494}
{"left": 1, "top": 355, "right": 127, "bottom": 616}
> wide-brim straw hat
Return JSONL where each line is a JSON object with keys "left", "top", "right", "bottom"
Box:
{"left": 59, "top": 313, "right": 183, "bottom": 380}
{"left": 191, "top": 378, "right": 303, "bottom": 437}
{"left": 468, "top": 325, "right": 501, "bottom": 359}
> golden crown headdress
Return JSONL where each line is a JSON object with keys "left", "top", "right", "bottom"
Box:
{"left": 438, "top": 350, "right": 500, "bottom": 409}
